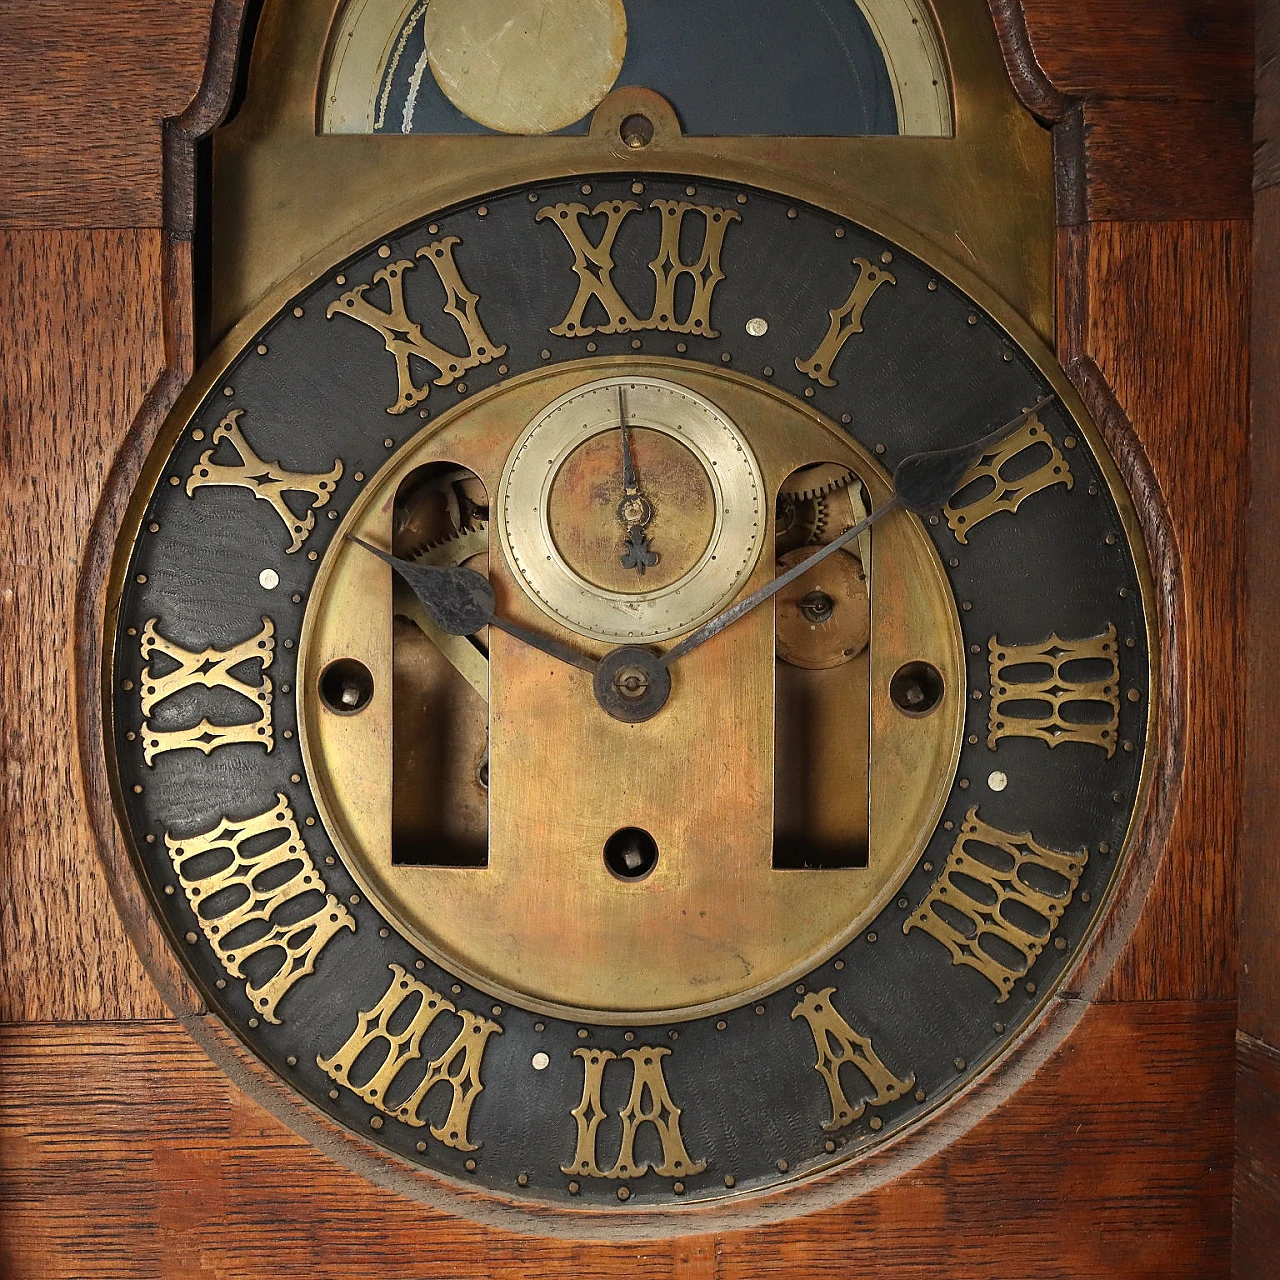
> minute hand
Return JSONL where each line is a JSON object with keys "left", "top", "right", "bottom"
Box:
{"left": 659, "top": 395, "right": 1056, "bottom": 669}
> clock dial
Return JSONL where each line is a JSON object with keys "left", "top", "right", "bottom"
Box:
{"left": 107, "top": 174, "right": 1153, "bottom": 1210}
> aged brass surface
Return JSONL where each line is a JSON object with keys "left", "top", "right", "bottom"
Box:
{"left": 299, "top": 357, "right": 965, "bottom": 1019}
{"left": 423, "top": 0, "right": 627, "bottom": 136}
{"left": 213, "top": 0, "right": 1052, "bottom": 344}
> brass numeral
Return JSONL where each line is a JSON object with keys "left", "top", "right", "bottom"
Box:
{"left": 791, "top": 989, "right": 914, "bottom": 1130}
{"left": 139, "top": 617, "right": 274, "bottom": 764}
{"left": 795, "top": 257, "right": 896, "bottom": 386}
{"left": 943, "top": 412, "right": 1072, "bottom": 543}
{"left": 327, "top": 236, "right": 506, "bottom": 415}
{"left": 165, "top": 794, "right": 355, "bottom": 1022}
{"left": 318, "top": 964, "right": 501, "bottom": 1151}
{"left": 562, "top": 1046, "right": 706, "bottom": 1179}
{"left": 185, "top": 410, "right": 342, "bottom": 553}
{"left": 538, "top": 199, "right": 740, "bottom": 338}
{"left": 988, "top": 624, "right": 1120, "bottom": 755}
{"left": 904, "top": 807, "right": 1086, "bottom": 1002}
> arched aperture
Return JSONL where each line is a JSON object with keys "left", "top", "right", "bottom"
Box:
{"left": 323, "top": 0, "right": 952, "bottom": 138}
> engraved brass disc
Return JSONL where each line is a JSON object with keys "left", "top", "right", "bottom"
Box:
{"left": 424, "top": 0, "right": 628, "bottom": 135}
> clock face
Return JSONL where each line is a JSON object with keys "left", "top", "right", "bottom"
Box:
{"left": 107, "top": 173, "right": 1153, "bottom": 1212}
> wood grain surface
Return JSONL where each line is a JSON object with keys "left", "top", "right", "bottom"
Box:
{"left": 0, "top": 0, "right": 216, "bottom": 229}
{"left": 0, "top": 0, "right": 1256, "bottom": 1273}
{"left": 0, "top": 1002, "right": 1234, "bottom": 1279}
{"left": 1234, "top": 1035, "right": 1280, "bottom": 1276}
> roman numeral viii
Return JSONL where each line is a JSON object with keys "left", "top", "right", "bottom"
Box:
{"left": 327, "top": 236, "right": 506, "bottom": 415}
{"left": 905, "top": 807, "right": 1086, "bottom": 1002}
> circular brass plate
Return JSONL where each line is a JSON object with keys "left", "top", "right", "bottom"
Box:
{"left": 424, "top": 0, "right": 627, "bottom": 135}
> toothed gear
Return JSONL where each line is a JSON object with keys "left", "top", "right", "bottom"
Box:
{"left": 777, "top": 462, "right": 856, "bottom": 502}
{"left": 407, "top": 521, "right": 489, "bottom": 567}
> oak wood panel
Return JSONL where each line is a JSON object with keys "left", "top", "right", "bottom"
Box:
{"left": 1018, "top": 0, "right": 1252, "bottom": 100}
{"left": 1243, "top": 59, "right": 1280, "bottom": 1059}
{"left": 0, "top": 229, "right": 176, "bottom": 1023}
{"left": 0, "top": 0, "right": 216, "bottom": 229}
{"left": 1080, "top": 97, "right": 1253, "bottom": 222}
{"left": 0, "top": 1002, "right": 1234, "bottom": 1279}
{"left": 1233, "top": 1034, "right": 1280, "bottom": 1277}
{"left": 1065, "top": 220, "right": 1248, "bottom": 1003}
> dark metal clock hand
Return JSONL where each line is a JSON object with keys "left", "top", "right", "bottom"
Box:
{"left": 349, "top": 537, "right": 599, "bottom": 675}
{"left": 616, "top": 385, "right": 658, "bottom": 575}
{"left": 659, "top": 395, "right": 1056, "bottom": 668}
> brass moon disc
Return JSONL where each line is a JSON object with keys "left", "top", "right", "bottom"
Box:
{"left": 424, "top": 0, "right": 627, "bottom": 135}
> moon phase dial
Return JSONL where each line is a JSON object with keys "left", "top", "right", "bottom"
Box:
{"left": 499, "top": 377, "right": 766, "bottom": 644}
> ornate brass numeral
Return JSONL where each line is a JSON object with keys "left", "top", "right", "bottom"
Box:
{"left": 795, "top": 257, "right": 896, "bottom": 386}
{"left": 561, "top": 1046, "right": 706, "bottom": 1179}
{"left": 538, "top": 199, "right": 740, "bottom": 338}
{"left": 185, "top": 410, "right": 342, "bottom": 553}
{"left": 904, "top": 807, "right": 1086, "bottom": 1002}
{"left": 943, "top": 412, "right": 1072, "bottom": 543}
{"left": 318, "top": 964, "right": 501, "bottom": 1151}
{"left": 165, "top": 794, "right": 354, "bottom": 1022}
{"left": 791, "top": 989, "right": 914, "bottom": 1130}
{"left": 988, "top": 624, "right": 1120, "bottom": 755}
{"left": 139, "top": 617, "right": 274, "bottom": 764}
{"left": 327, "top": 236, "right": 506, "bottom": 414}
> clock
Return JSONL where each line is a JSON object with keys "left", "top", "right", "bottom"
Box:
{"left": 104, "top": 172, "right": 1153, "bottom": 1213}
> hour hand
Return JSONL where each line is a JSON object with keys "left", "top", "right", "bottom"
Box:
{"left": 350, "top": 537, "right": 494, "bottom": 636}
{"left": 349, "top": 536, "right": 599, "bottom": 675}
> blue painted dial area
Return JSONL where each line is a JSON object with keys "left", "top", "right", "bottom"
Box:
{"left": 372, "top": 0, "right": 898, "bottom": 136}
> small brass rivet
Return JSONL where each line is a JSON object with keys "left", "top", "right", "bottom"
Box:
{"left": 673, "top": 1181, "right": 685, "bottom": 1194}
{"left": 378, "top": 245, "right": 391, "bottom": 258}
{"left": 834, "top": 959, "right": 845, "bottom": 971}
{"left": 841, "top": 413, "right": 852, "bottom": 424}
{"left": 1026, "top": 981, "right": 1037, "bottom": 993}
{"left": 914, "top": 1088, "right": 926, "bottom": 1101}
{"left": 787, "top": 208, "right": 798, "bottom": 219}
{"left": 866, "top": 933, "right": 877, "bottom": 944}
{"left": 569, "top": 1181, "right": 580, "bottom": 1194}
{"left": 541, "top": 349, "right": 551, "bottom": 360}
{"left": 185, "top": 932, "right": 197, "bottom": 944}
{"left": 136, "top": 574, "right": 147, "bottom": 584}
{"left": 383, "top": 438, "right": 394, "bottom": 449}
{"left": 248, "top": 1018, "right": 259, "bottom": 1029}
{"left": 631, "top": 182, "right": 644, "bottom": 195}
{"left": 370, "top": 1116, "right": 383, "bottom": 1129}
{"left": 256, "top": 344, "right": 268, "bottom": 356}
{"left": 623, "top": 1031, "right": 634, "bottom": 1042}
{"left": 329, "top": 1089, "right": 339, "bottom": 1100}
{"left": 1065, "top": 436, "right": 1078, "bottom": 449}
{"left": 349, "top": 894, "right": 360, "bottom": 905}
{"left": 721, "top": 352, "right": 732, "bottom": 364}
{"left": 223, "top": 386, "right": 234, "bottom": 397}
{"left": 416, "top": 1141, "right": 427, "bottom": 1152}
{"left": 532, "top": 1052, "right": 550, "bottom": 1071}
{"left": 880, "top": 251, "right": 893, "bottom": 264}
{"left": 215, "top": 978, "right": 226, "bottom": 988}
{"left": 1082, "top": 891, "right": 1092, "bottom": 903}
{"left": 578, "top": 1029, "right": 588, "bottom": 1040}
{"left": 1099, "top": 843, "right": 1111, "bottom": 854}
{"left": 967, "top": 314, "right": 978, "bottom": 325}
{"left": 824, "top": 1140, "right": 836, "bottom": 1153}
{"left": 534, "top": 1022, "right": 545, "bottom": 1032}
{"left": 724, "top": 1175, "right": 736, "bottom": 1188}
{"left": 428, "top": 225, "right": 439, "bottom": 234}
{"left": 617, "top": 1187, "right": 630, "bottom": 1201}
{"left": 959, "top": 778, "right": 970, "bottom": 790}
{"left": 305, "top": 817, "right": 316, "bottom": 827}
{"left": 378, "top": 928, "right": 389, "bottom": 939}
{"left": 869, "top": 1117, "right": 883, "bottom": 1130}
{"left": 835, "top": 228, "right": 846, "bottom": 239}
{"left": 763, "top": 366, "right": 774, "bottom": 377}
{"left": 415, "top": 960, "right": 425, "bottom": 969}
{"left": 1055, "top": 937, "right": 1067, "bottom": 951}
{"left": 716, "top": 1020, "right": 727, "bottom": 1031}
{"left": 293, "top": 307, "right": 304, "bottom": 318}
{"left": 259, "top": 568, "right": 279, "bottom": 590}
{"left": 466, "top": 1159, "right": 477, "bottom": 1171}
{"left": 795, "top": 985, "right": 805, "bottom": 995}
{"left": 517, "top": 1173, "right": 529, "bottom": 1186}
{"left": 1127, "top": 688, "right": 1141, "bottom": 702}
{"left": 927, "top": 281, "right": 938, "bottom": 291}
{"left": 988, "top": 771, "right": 1008, "bottom": 792}
{"left": 923, "top": 861, "right": 934, "bottom": 871}
{"left": 776, "top": 1160, "right": 788, "bottom": 1172}
{"left": 132, "top": 784, "right": 143, "bottom": 794}
{"left": 632, "top": 339, "right": 642, "bottom": 349}
{"left": 122, "top": 679, "right": 134, "bottom": 691}
{"left": 335, "top": 276, "right": 346, "bottom": 286}
{"left": 492, "top": 1006, "right": 502, "bottom": 1017}
{"left": 736, "top": 193, "right": 748, "bottom": 204}
{"left": 452, "top": 984, "right": 462, "bottom": 994}
{"left": 286, "top": 1055, "right": 297, "bottom": 1067}
{"left": 497, "top": 366, "right": 508, "bottom": 376}
{"left": 954, "top": 1057, "right": 966, "bottom": 1070}
{"left": 677, "top": 342, "right": 688, "bottom": 353}
{"left": 897, "top": 898, "right": 908, "bottom": 909}
{"left": 875, "top": 443, "right": 886, "bottom": 455}
{"left": 1003, "top": 351, "right": 1014, "bottom": 362}
{"left": 291, "top": 774, "right": 301, "bottom": 784}
{"left": 164, "top": 885, "right": 175, "bottom": 896}
{"left": 755, "top": 1005, "right": 766, "bottom": 1015}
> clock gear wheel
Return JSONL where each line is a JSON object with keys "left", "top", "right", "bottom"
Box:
{"left": 393, "top": 466, "right": 490, "bottom": 560}
{"left": 777, "top": 461, "right": 856, "bottom": 502}
{"left": 776, "top": 492, "right": 830, "bottom": 555}
{"left": 774, "top": 544, "right": 870, "bottom": 669}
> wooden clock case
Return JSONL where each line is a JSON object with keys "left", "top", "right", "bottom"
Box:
{"left": 0, "top": 0, "right": 1262, "bottom": 1275}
